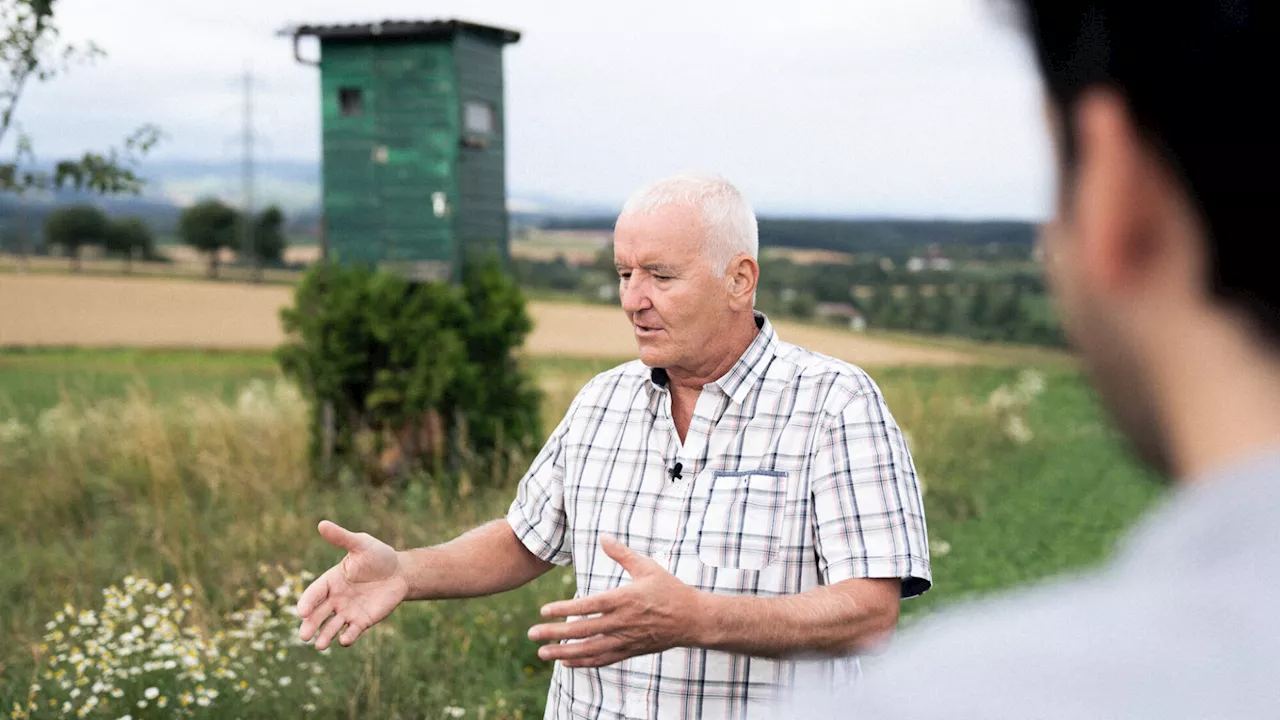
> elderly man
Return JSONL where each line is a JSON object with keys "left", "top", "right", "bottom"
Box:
{"left": 296, "top": 172, "right": 931, "bottom": 719}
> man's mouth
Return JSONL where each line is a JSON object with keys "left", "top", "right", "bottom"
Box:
{"left": 634, "top": 324, "right": 663, "bottom": 337}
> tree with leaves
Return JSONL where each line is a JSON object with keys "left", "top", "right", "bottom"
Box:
{"left": 991, "top": 284, "right": 1027, "bottom": 341}
{"left": 968, "top": 283, "right": 994, "bottom": 340}
{"left": 252, "top": 205, "right": 287, "bottom": 272}
{"left": 179, "top": 199, "right": 238, "bottom": 278}
{"left": 1, "top": 1, "right": 161, "bottom": 216}
{"left": 104, "top": 215, "right": 153, "bottom": 273}
{"left": 42, "top": 203, "right": 105, "bottom": 270}
{"left": 926, "top": 285, "right": 954, "bottom": 335}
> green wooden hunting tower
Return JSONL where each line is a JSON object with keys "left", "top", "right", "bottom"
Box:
{"left": 287, "top": 19, "right": 520, "bottom": 281}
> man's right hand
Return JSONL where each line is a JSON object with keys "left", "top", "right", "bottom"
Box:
{"left": 297, "top": 520, "right": 409, "bottom": 650}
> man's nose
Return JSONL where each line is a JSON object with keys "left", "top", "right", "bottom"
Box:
{"left": 620, "top": 277, "right": 651, "bottom": 313}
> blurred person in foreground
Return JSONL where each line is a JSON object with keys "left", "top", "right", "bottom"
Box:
{"left": 796, "top": 1, "right": 1280, "bottom": 718}
{"left": 296, "top": 172, "right": 931, "bottom": 718}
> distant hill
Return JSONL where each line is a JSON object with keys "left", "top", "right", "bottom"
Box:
{"left": 534, "top": 215, "right": 1038, "bottom": 257}
{"left": 1, "top": 159, "right": 1038, "bottom": 258}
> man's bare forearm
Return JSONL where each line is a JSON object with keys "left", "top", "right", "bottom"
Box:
{"left": 693, "top": 578, "right": 901, "bottom": 658}
{"left": 398, "top": 519, "right": 555, "bottom": 601}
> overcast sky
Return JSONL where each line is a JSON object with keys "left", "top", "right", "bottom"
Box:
{"left": 13, "top": 0, "right": 1053, "bottom": 218}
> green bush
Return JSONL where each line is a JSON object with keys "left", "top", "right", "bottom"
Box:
{"left": 276, "top": 258, "right": 542, "bottom": 486}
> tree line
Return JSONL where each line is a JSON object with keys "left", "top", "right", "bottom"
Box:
{"left": 513, "top": 247, "right": 1066, "bottom": 348}
{"left": 30, "top": 199, "right": 288, "bottom": 278}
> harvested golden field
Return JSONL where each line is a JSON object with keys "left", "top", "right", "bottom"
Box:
{"left": 0, "top": 273, "right": 973, "bottom": 365}
{"left": 761, "top": 247, "right": 855, "bottom": 265}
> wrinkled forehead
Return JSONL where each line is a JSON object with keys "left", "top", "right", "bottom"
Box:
{"left": 614, "top": 203, "right": 708, "bottom": 265}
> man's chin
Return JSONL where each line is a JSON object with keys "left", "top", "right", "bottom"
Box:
{"left": 635, "top": 345, "right": 668, "bottom": 368}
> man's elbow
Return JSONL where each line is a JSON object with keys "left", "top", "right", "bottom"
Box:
{"left": 841, "top": 593, "right": 900, "bottom": 656}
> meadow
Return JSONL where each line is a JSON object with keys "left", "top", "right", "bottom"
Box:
{"left": 0, "top": 346, "right": 1164, "bottom": 718}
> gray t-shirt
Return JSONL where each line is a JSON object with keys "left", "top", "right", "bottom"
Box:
{"left": 784, "top": 448, "right": 1280, "bottom": 719}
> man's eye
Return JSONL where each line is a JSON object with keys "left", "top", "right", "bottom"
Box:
{"left": 654, "top": 275, "right": 672, "bottom": 282}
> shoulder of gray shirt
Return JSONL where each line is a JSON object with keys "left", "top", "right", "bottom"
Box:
{"left": 778, "top": 448, "right": 1280, "bottom": 720}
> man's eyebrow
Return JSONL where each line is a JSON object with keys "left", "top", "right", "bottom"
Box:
{"left": 614, "top": 263, "right": 679, "bottom": 275}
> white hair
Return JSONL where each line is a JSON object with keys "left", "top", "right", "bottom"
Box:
{"left": 618, "top": 171, "right": 758, "bottom": 276}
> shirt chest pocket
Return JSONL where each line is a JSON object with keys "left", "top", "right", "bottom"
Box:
{"left": 696, "top": 470, "right": 788, "bottom": 571}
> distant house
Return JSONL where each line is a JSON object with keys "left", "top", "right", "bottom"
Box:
{"left": 907, "top": 247, "right": 953, "bottom": 272}
{"left": 813, "top": 302, "right": 867, "bottom": 332}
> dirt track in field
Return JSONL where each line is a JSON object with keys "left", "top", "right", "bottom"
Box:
{"left": 0, "top": 274, "right": 974, "bottom": 365}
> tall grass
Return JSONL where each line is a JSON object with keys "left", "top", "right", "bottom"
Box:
{"left": 1, "top": 379, "right": 581, "bottom": 718}
{"left": 0, "top": 361, "right": 1162, "bottom": 716}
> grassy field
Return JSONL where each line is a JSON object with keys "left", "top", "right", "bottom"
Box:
{"left": 0, "top": 349, "right": 1162, "bottom": 718}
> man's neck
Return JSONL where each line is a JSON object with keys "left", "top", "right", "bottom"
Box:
{"left": 666, "top": 312, "right": 761, "bottom": 397}
{"left": 1160, "top": 319, "right": 1280, "bottom": 483}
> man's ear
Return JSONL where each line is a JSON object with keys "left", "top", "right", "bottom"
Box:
{"left": 725, "top": 255, "right": 759, "bottom": 310}
{"left": 1072, "top": 88, "right": 1166, "bottom": 298}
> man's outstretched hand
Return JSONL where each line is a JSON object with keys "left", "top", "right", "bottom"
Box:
{"left": 296, "top": 520, "right": 409, "bottom": 650}
{"left": 527, "top": 536, "right": 705, "bottom": 668}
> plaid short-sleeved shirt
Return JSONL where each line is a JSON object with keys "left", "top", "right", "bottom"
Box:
{"left": 508, "top": 313, "right": 931, "bottom": 720}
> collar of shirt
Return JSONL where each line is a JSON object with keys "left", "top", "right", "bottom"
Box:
{"left": 645, "top": 311, "right": 779, "bottom": 407}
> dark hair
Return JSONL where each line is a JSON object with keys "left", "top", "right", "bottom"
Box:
{"left": 1014, "top": 1, "right": 1279, "bottom": 344}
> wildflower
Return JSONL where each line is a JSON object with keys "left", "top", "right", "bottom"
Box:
{"left": 443, "top": 707, "right": 467, "bottom": 718}
{"left": 1004, "top": 416, "right": 1033, "bottom": 444}
{"left": 156, "top": 696, "right": 168, "bottom": 708}
{"left": 930, "top": 539, "right": 953, "bottom": 557}
{"left": 279, "top": 676, "right": 292, "bottom": 687}
{"left": 304, "top": 704, "right": 317, "bottom": 713}
{"left": 144, "top": 687, "right": 159, "bottom": 700}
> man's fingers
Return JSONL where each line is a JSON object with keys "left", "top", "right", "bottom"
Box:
{"left": 541, "top": 590, "right": 619, "bottom": 619}
{"left": 298, "top": 598, "right": 334, "bottom": 642}
{"left": 338, "top": 621, "right": 366, "bottom": 647}
{"left": 317, "top": 520, "right": 366, "bottom": 553}
{"left": 528, "top": 616, "right": 613, "bottom": 643}
{"left": 563, "top": 650, "right": 630, "bottom": 669}
{"left": 537, "top": 634, "right": 619, "bottom": 661}
{"left": 599, "top": 536, "right": 643, "bottom": 572}
{"left": 314, "top": 613, "right": 348, "bottom": 651}
{"left": 601, "top": 536, "right": 666, "bottom": 577}
{"left": 296, "top": 572, "right": 332, "bottom": 619}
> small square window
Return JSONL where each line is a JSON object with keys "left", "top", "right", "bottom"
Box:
{"left": 338, "top": 87, "right": 364, "bottom": 116}
{"left": 463, "top": 100, "right": 495, "bottom": 135}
